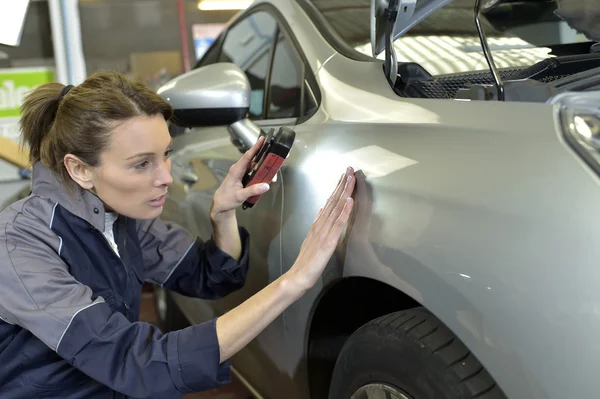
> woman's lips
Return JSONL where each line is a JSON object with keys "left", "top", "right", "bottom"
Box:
{"left": 148, "top": 194, "right": 166, "bottom": 207}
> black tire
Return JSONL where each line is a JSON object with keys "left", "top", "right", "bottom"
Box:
{"left": 152, "top": 285, "right": 189, "bottom": 333}
{"left": 328, "top": 307, "right": 506, "bottom": 399}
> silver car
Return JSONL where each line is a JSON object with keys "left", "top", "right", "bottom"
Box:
{"left": 155, "top": 0, "right": 600, "bottom": 398}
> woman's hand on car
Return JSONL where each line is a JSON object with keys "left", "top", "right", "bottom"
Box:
{"left": 215, "top": 166, "right": 356, "bottom": 362}
{"left": 210, "top": 136, "right": 269, "bottom": 222}
{"left": 286, "top": 167, "right": 356, "bottom": 293}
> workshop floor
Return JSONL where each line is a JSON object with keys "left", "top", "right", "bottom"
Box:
{"left": 139, "top": 291, "right": 255, "bottom": 399}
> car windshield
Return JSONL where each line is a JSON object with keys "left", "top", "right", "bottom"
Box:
{"left": 310, "top": 0, "right": 594, "bottom": 75}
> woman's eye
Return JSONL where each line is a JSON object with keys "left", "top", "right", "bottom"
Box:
{"left": 165, "top": 149, "right": 173, "bottom": 158}
{"left": 135, "top": 161, "right": 150, "bottom": 169}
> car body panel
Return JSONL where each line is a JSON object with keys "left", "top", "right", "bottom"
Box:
{"left": 160, "top": 1, "right": 600, "bottom": 398}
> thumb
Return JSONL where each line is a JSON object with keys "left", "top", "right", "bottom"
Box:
{"left": 239, "top": 182, "right": 270, "bottom": 201}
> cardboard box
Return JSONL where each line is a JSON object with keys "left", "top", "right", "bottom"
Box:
{"left": 0, "top": 136, "right": 28, "bottom": 169}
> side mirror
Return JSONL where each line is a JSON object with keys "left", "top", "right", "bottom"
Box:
{"left": 157, "top": 62, "right": 251, "bottom": 128}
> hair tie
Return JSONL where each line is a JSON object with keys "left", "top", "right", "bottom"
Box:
{"left": 59, "top": 85, "right": 74, "bottom": 101}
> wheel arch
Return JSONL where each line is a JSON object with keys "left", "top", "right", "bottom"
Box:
{"left": 304, "top": 272, "right": 520, "bottom": 399}
{"left": 305, "top": 276, "right": 421, "bottom": 399}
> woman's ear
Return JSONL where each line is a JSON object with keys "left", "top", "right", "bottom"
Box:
{"left": 64, "top": 154, "right": 95, "bottom": 190}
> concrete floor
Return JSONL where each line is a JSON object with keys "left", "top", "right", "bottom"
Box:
{"left": 139, "top": 290, "right": 256, "bottom": 399}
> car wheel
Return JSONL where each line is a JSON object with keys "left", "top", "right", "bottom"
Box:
{"left": 328, "top": 307, "right": 506, "bottom": 399}
{"left": 152, "top": 285, "right": 189, "bottom": 333}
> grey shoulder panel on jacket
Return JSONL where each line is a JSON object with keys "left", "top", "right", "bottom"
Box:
{"left": 1, "top": 194, "right": 60, "bottom": 240}
{"left": 0, "top": 194, "right": 102, "bottom": 351}
{"left": 1, "top": 194, "right": 65, "bottom": 254}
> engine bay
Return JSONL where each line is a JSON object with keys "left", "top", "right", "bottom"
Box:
{"left": 377, "top": 0, "right": 600, "bottom": 103}
{"left": 392, "top": 48, "right": 600, "bottom": 102}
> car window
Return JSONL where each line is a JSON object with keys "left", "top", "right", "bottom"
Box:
{"left": 218, "top": 11, "right": 277, "bottom": 118}
{"left": 267, "top": 34, "right": 304, "bottom": 119}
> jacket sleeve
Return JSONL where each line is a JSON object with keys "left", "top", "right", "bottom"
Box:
{"left": 137, "top": 217, "right": 250, "bottom": 299}
{"left": 0, "top": 220, "right": 231, "bottom": 398}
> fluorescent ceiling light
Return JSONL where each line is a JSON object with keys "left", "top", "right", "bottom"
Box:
{"left": 197, "top": 0, "right": 252, "bottom": 10}
{"left": 0, "top": 0, "right": 30, "bottom": 46}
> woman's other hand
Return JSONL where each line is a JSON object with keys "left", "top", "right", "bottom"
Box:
{"left": 286, "top": 167, "right": 356, "bottom": 293}
{"left": 210, "top": 136, "right": 270, "bottom": 222}
{"left": 215, "top": 166, "right": 356, "bottom": 362}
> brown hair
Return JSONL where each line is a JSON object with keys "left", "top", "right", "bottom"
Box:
{"left": 19, "top": 71, "right": 173, "bottom": 186}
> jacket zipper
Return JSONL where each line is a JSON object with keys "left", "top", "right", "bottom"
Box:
{"left": 90, "top": 221, "right": 132, "bottom": 310}
{"left": 92, "top": 227, "right": 129, "bottom": 273}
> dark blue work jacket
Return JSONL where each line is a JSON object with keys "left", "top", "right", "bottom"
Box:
{"left": 0, "top": 162, "right": 250, "bottom": 398}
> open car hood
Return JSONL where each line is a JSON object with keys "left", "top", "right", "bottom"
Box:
{"left": 370, "top": 0, "right": 454, "bottom": 57}
{"left": 370, "top": 0, "right": 600, "bottom": 59}
{"left": 555, "top": 0, "right": 600, "bottom": 41}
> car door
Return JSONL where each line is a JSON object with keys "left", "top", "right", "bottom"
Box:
{"left": 164, "top": 6, "right": 320, "bottom": 397}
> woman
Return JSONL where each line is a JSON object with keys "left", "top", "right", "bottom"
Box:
{"left": 0, "top": 72, "right": 355, "bottom": 399}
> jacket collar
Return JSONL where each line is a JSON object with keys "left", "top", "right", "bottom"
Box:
{"left": 31, "top": 162, "right": 107, "bottom": 231}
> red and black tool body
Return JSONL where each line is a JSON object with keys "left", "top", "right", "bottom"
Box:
{"left": 242, "top": 126, "right": 295, "bottom": 210}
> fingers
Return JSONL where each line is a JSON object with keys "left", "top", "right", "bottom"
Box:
{"left": 312, "top": 175, "right": 343, "bottom": 230}
{"left": 332, "top": 173, "right": 356, "bottom": 222}
{"left": 327, "top": 173, "right": 355, "bottom": 226}
{"left": 236, "top": 182, "right": 270, "bottom": 202}
{"left": 230, "top": 136, "right": 266, "bottom": 178}
{"left": 319, "top": 168, "right": 355, "bottom": 229}
{"left": 307, "top": 169, "right": 351, "bottom": 249}
{"left": 331, "top": 197, "right": 355, "bottom": 241}
{"left": 242, "top": 136, "right": 266, "bottom": 165}
{"left": 292, "top": 167, "right": 356, "bottom": 290}
{"left": 318, "top": 171, "right": 350, "bottom": 223}
{"left": 319, "top": 196, "right": 354, "bottom": 254}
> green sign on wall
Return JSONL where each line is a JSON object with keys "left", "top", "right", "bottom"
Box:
{"left": 0, "top": 67, "right": 56, "bottom": 119}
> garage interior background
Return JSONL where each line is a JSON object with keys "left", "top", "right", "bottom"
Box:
{"left": 0, "top": 0, "right": 245, "bottom": 205}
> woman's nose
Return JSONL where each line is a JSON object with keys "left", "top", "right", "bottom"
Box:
{"left": 155, "top": 161, "right": 173, "bottom": 187}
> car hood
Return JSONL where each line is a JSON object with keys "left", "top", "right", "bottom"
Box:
{"left": 371, "top": 0, "right": 600, "bottom": 58}
{"left": 371, "top": 0, "right": 453, "bottom": 57}
{"left": 555, "top": 0, "right": 600, "bottom": 41}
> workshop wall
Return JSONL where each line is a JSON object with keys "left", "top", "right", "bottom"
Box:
{"left": 0, "top": 0, "right": 236, "bottom": 75}
{"left": 79, "top": 0, "right": 236, "bottom": 76}
{"left": 0, "top": 1, "right": 53, "bottom": 68}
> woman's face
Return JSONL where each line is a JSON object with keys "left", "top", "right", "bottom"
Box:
{"left": 90, "top": 114, "right": 174, "bottom": 219}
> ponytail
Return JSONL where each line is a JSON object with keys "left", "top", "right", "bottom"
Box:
{"left": 19, "top": 82, "right": 64, "bottom": 166}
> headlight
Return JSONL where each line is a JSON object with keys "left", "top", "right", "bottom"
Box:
{"left": 550, "top": 91, "right": 600, "bottom": 175}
